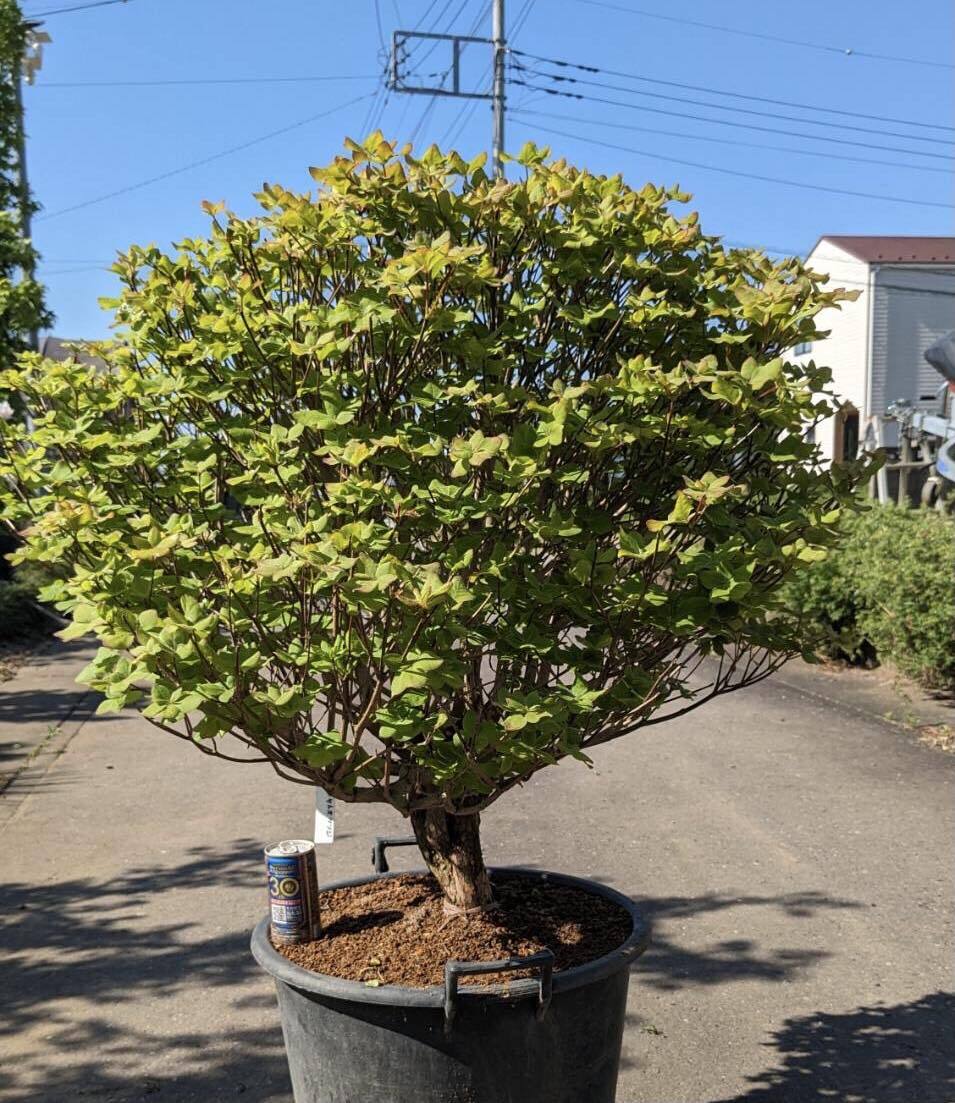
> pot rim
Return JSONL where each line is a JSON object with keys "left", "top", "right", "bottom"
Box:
{"left": 250, "top": 865, "right": 650, "bottom": 1008}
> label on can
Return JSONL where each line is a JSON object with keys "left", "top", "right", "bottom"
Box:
{"left": 265, "top": 839, "right": 321, "bottom": 944}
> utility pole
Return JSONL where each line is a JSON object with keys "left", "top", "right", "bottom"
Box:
{"left": 491, "top": 0, "right": 505, "bottom": 178}
{"left": 388, "top": 4, "right": 507, "bottom": 178}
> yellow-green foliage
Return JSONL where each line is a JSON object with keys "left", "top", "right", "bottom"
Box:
{"left": 0, "top": 136, "right": 868, "bottom": 814}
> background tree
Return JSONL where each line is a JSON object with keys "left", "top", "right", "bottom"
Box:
{"left": 0, "top": 0, "right": 51, "bottom": 386}
{"left": 0, "top": 137, "right": 867, "bottom": 911}
{"left": 0, "top": 0, "right": 50, "bottom": 580}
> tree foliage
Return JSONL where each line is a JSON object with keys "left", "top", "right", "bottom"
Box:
{"left": 0, "top": 0, "right": 51, "bottom": 412}
{"left": 0, "top": 137, "right": 867, "bottom": 824}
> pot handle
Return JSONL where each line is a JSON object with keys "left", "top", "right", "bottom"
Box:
{"left": 371, "top": 835, "right": 418, "bottom": 874}
{"left": 444, "top": 950, "right": 555, "bottom": 1034}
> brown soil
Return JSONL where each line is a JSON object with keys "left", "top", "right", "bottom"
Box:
{"left": 275, "top": 873, "right": 632, "bottom": 989}
{"left": 0, "top": 635, "right": 49, "bottom": 684}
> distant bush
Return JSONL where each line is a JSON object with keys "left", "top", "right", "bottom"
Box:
{"left": 0, "top": 579, "right": 45, "bottom": 640}
{"left": 785, "top": 503, "right": 955, "bottom": 688}
{"left": 0, "top": 555, "right": 62, "bottom": 641}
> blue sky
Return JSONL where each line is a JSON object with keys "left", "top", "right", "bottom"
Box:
{"left": 20, "top": 0, "right": 955, "bottom": 340}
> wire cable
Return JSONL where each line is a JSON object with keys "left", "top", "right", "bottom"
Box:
{"left": 373, "top": 0, "right": 387, "bottom": 56}
{"left": 403, "top": 0, "right": 462, "bottom": 68}
{"left": 38, "top": 74, "right": 380, "bottom": 88}
{"left": 520, "top": 118, "right": 955, "bottom": 210}
{"left": 436, "top": 0, "right": 494, "bottom": 147}
{"left": 37, "top": 90, "right": 377, "bottom": 221}
{"left": 506, "top": 77, "right": 955, "bottom": 163}
{"left": 32, "top": 0, "right": 138, "bottom": 15}
{"left": 408, "top": 65, "right": 452, "bottom": 147}
{"left": 571, "top": 0, "right": 955, "bottom": 71}
{"left": 510, "top": 59, "right": 950, "bottom": 146}
{"left": 440, "top": 0, "right": 538, "bottom": 151}
{"left": 410, "top": 0, "right": 442, "bottom": 31}
{"left": 512, "top": 108, "right": 953, "bottom": 176}
{"left": 510, "top": 48, "right": 954, "bottom": 134}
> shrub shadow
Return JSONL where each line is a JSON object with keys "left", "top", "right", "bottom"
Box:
{"left": 717, "top": 991, "right": 955, "bottom": 1103}
{"left": 1, "top": 847, "right": 880, "bottom": 1102}
{"left": 628, "top": 889, "right": 862, "bottom": 991}
{"left": 0, "top": 839, "right": 293, "bottom": 1102}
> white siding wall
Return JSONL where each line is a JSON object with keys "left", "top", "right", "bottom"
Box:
{"left": 792, "top": 242, "right": 870, "bottom": 464}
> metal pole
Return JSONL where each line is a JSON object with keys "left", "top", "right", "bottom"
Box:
{"left": 491, "top": 0, "right": 505, "bottom": 178}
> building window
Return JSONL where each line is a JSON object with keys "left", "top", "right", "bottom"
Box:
{"left": 793, "top": 341, "right": 812, "bottom": 356}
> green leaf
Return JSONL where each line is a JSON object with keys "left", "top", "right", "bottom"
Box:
{"left": 138, "top": 609, "right": 160, "bottom": 631}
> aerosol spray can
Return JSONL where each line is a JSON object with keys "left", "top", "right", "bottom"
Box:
{"left": 265, "top": 839, "right": 321, "bottom": 944}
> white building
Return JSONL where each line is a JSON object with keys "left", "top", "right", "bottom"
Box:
{"left": 792, "top": 236, "right": 955, "bottom": 465}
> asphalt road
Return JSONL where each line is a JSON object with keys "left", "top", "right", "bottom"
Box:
{"left": 1, "top": 650, "right": 952, "bottom": 1102}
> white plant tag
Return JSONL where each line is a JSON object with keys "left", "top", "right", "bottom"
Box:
{"left": 314, "top": 788, "right": 335, "bottom": 844}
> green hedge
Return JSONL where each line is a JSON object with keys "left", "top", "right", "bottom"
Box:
{"left": 785, "top": 503, "right": 955, "bottom": 688}
{"left": 0, "top": 579, "right": 46, "bottom": 640}
{"left": 0, "top": 556, "right": 63, "bottom": 641}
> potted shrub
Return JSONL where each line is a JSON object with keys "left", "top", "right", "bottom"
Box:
{"left": 0, "top": 137, "right": 866, "bottom": 1102}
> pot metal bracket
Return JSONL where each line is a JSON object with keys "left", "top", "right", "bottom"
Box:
{"left": 443, "top": 951, "right": 555, "bottom": 1035}
{"left": 371, "top": 835, "right": 418, "bottom": 874}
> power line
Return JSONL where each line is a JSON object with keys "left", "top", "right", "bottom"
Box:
{"left": 512, "top": 108, "right": 953, "bottom": 176}
{"left": 408, "top": 67, "right": 451, "bottom": 146}
{"left": 32, "top": 0, "right": 136, "bottom": 15}
{"left": 519, "top": 119, "right": 955, "bottom": 210}
{"left": 358, "top": 82, "right": 388, "bottom": 136}
{"left": 369, "top": 85, "right": 392, "bottom": 133}
{"left": 436, "top": 0, "right": 494, "bottom": 147}
{"left": 402, "top": 0, "right": 479, "bottom": 148}
{"left": 403, "top": 0, "right": 464, "bottom": 68}
{"left": 373, "top": 0, "right": 388, "bottom": 56}
{"left": 507, "top": 78, "right": 955, "bottom": 163}
{"left": 510, "top": 48, "right": 954, "bottom": 134}
{"left": 37, "top": 74, "right": 380, "bottom": 88}
{"left": 37, "top": 90, "right": 376, "bottom": 221}
{"left": 42, "top": 265, "right": 110, "bottom": 275}
{"left": 719, "top": 243, "right": 955, "bottom": 297}
{"left": 572, "top": 0, "right": 955, "bottom": 71}
{"left": 510, "top": 60, "right": 950, "bottom": 146}
{"left": 628, "top": 238, "right": 955, "bottom": 301}
{"left": 510, "top": 0, "right": 539, "bottom": 48}
{"left": 861, "top": 283, "right": 954, "bottom": 299}
{"left": 410, "top": 0, "right": 442, "bottom": 31}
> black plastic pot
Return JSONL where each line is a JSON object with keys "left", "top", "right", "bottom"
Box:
{"left": 251, "top": 858, "right": 650, "bottom": 1103}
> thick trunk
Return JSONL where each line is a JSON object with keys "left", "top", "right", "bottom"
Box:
{"left": 410, "top": 807, "right": 494, "bottom": 913}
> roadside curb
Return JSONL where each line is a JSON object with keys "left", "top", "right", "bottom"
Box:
{"left": 769, "top": 659, "right": 954, "bottom": 746}
{"left": 0, "top": 638, "right": 101, "bottom": 828}
{"left": 0, "top": 686, "right": 101, "bottom": 829}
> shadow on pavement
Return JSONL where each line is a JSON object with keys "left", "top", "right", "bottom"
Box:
{"left": 0, "top": 685, "right": 107, "bottom": 729}
{"left": 630, "top": 889, "right": 862, "bottom": 991}
{"left": 716, "top": 991, "right": 955, "bottom": 1103}
{"left": 0, "top": 839, "right": 293, "bottom": 1102}
{"left": 1, "top": 841, "right": 876, "bottom": 1101}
